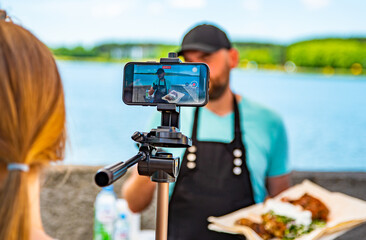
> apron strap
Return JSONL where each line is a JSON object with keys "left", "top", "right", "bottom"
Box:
{"left": 233, "top": 94, "right": 243, "bottom": 142}
{"left": 192, "top": 94, "right": 243, "bottom": 143}
{"left": 192, "top": 107, "right": 200, "bottom": 142}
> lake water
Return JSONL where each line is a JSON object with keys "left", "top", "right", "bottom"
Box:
{"left": 59, "top": 61, "right": 366, "bottom": 171}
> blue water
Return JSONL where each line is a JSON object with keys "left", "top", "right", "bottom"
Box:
{"left": 59, "top": 61, "right": 366, "bottom": 171}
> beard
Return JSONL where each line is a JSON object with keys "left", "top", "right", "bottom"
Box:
{"left": 209, "top": 78, "right": 229, "bottom": 100}
{"left": 208, "top": 64, "right": 231, "bottom": 101}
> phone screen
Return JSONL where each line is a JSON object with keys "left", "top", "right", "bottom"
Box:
{"left": 123, "top": 62, "right": 209, "bottom": 106}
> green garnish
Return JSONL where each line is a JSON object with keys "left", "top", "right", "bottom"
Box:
{"left": 276, "top": 215, "right": 295, "bottom": 224}
{"left": 268, "top": 211, "right": 327, "bottom": 240}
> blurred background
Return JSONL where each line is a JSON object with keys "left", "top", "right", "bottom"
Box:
{"left": 2, "top": 0, "right": 366, "bottom": 171}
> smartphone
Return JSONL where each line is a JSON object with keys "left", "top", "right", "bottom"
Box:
{"left": 123, "top": 62, "right": 209, "bottom": 106}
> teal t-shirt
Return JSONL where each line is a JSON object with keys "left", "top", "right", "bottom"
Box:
{"left": 148, "top": 96, "right": 289, "bottom": 203}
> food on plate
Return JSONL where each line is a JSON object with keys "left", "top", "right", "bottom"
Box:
{"left": 164, "top": 91, "right": 178, "bottom": 101}
{"left": 261, "top": 212, "right": 287, "bottom": 238}
{"left": 282, "top": 193, "right": 329, "bottom": 221}
{"left": 235, "top": 194, "right": 328, "bottom": 240}
{"left": 235, "top": 218, "right": 273, "bottom": 240}
{"left": 163, "top": 90, "right": 184, "bottom": 102}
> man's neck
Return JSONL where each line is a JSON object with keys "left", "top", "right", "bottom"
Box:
{"left": 206, "top": 86, "right": 241, "bottom": 116}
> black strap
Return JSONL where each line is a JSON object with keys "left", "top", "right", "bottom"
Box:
{"left": 233, "top": 95, "right": 242, "bottom": 141}
{"left": 191, "top": 105, "right": 199, "bottom": 142}
{"left": 192, "top": 94, "right": 242, "bottom": 142}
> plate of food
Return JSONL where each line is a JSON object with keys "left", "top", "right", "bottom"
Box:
{"left": 208, "top": 180, "right": 366, "bottom": 240}
{"left": 162, "top": 90, "right": 185, "bottom": 103}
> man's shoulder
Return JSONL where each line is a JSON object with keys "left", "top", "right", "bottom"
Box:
{"left": 239, "top": 96, "right": 284, "bottom": 128}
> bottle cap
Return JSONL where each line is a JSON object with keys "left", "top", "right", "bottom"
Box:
{"left": 102, "top": 185, "right": 114, "bottom": 191}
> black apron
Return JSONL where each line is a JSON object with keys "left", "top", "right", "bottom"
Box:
{"left": 168, "top": 95, "right": 255, "bottom": 240}
{"left": 153, "top": 79, "right": 168, "bottom": 103}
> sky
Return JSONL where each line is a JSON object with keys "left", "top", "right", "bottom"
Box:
{"left": 1, "top": 0, "right": 366, "bottom": 47}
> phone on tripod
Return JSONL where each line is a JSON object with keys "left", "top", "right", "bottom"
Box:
{"left": 96, "top": 54, "right": 210, "bottom": 240}
{"left": 123, "top": 62, "right": 209, "bottom": 106}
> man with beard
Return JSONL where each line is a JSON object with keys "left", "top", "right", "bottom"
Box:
{"left": 123, "top": 24, "right": 290, "bottom": 239}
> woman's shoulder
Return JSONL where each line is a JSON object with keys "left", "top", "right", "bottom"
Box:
{"left": 31, "top": 228, "right": 56, "bottom": 240}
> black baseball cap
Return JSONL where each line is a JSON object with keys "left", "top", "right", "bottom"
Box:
{"left": 177, "top": 24, "right": 232, "bottom": 56}
{"left": 156, "top": 68, "right": 165, "bottom": 74}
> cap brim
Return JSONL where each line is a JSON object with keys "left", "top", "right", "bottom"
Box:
{"left": 177, "top": 43, "right": 218, "bottom": 56}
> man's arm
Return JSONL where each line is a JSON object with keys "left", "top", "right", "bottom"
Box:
{"left": 122, "top": 168, "right": 156, "bottom": 213}
{"left": 266, "top": 173, "right": 291, "bottom": 198}
{"left": 148, "top": 86, "right": 155, "bottom": 96}
{"left": 266, "top": 113, "right": 290, "bottom": 198}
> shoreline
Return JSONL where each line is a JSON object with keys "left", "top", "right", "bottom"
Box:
{"left": 54, "top": 56, "right": 366, "bottom": 76}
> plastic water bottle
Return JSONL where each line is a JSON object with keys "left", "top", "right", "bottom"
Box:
{"left": 115, "top": 198, "right": 141, "bottom": 240}
{"left": 114, "top": 199, "right": 130, "bottom": 240}
{"left": 114, "top": 213, "right": 129, "bottom": 240}
{"left": 93, "top": 185, "right": 117, "bottom": 240}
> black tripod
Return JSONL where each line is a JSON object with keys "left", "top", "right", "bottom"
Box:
{"left": 95, "top": 54, "right": 191, "bottom": 240}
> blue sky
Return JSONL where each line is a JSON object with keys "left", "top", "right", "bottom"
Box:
{"left": 1, "top": 0, "right": 366, "bottom": 47}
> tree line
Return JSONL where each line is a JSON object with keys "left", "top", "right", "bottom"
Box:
{"left": 51, "top": 38, "right": 366, "bottom": 70}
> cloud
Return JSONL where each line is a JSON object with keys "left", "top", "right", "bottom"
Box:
{"left": 301, "top": 0, "right": 331, "bottom": 10}
{"left": 147, "top": 2, "right": 165, "bottom": 15}
{"left": 242, "top": 0, "right": 262, "bottom": 12}
{"left": 90, "top": 0, "right": 135, "bottom": 18}
{"left": 19, "top": 0, "right": 136, "bottom": 19}
{"left": 169, "top": 0, "right": 207, "bottom": 9}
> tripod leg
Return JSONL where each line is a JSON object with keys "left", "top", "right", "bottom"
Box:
{"left": 156, "top": 182, "right": 169, "bottom": 240}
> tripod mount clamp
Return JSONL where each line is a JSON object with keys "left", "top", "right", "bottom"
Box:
{"left": 160, "top": 52, "right": 181, "bottom": 63}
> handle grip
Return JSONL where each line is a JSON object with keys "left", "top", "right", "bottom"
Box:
{"left": 94, "top": 152, "right": 146, "bottom": 187}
